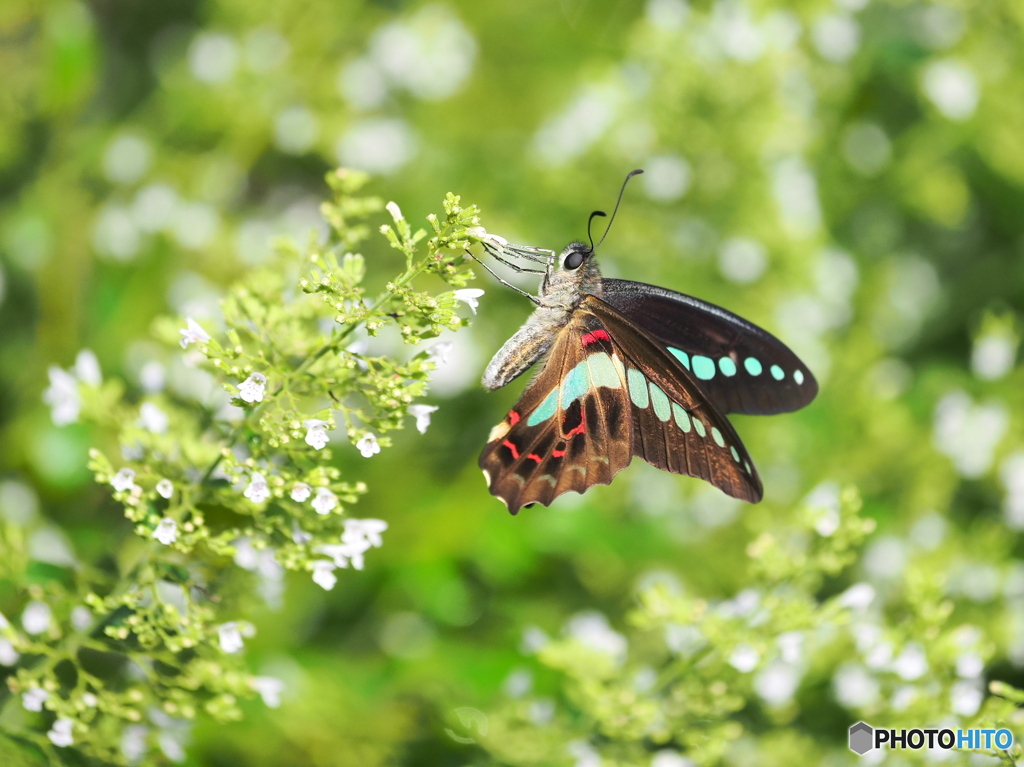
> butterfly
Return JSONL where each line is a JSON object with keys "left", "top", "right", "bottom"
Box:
{"left": 475, "top": 170, "right": 817, "bottom": 514}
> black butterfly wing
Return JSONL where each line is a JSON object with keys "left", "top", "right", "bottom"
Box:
{"left": 600, "top": 278, "right": 817, "bottom": 415}
{"left": 479, "top": 295, "right": 762, "bottom": 514}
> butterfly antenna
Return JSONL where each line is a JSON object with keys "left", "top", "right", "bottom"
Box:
{"left": 586, "top": 210, "right": 607, "bottom": 252}
{"left": 594, "top": 168, "right": 644, "bottom": 249}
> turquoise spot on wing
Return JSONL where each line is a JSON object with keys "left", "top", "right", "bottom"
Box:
{"left": 586, "top": 352, "right": 621, "bottom": 389}
{"left": 744, "top": 357, "right": 763, "bottom": 376}
{"left": 692, "top": 355, "right": 716, "bottom": 380}
{"left": 770, "top": 364, "right": 785, "bottom": 381}
{"left": 693, "top": 417, "right": 706, "bottom": 438}
{"left": 730, "top": 446, "right": 740, "bottom": 462}
{"left": 794, "top": 369, "right": 805, "bottom": 385}
{"left": 744, "top": 460, "right": 753, "bottom": 474}
{"left": 560, "top": 361, "right": 591, "bottom": 409}
{"left": 668, "top": 347, "right": 690, "bottom": 370}
{"left": 649, "top": 383, "right": 671, "bottom": 422}
{"left": 627, "top": 368, "right": 649, "bottom": 408}
{"left": 672, "top": 403, "right": 691, "bottom": 432}
{"left": 527, "top": 387, "right": 559, "bottom": 426}
{"left": 711, "top": 427, "right": 725, "bottom": 447}
{"left": 719, "top": 357, "right": 737, "bottom": 377}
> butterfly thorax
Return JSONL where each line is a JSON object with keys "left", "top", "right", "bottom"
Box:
{"left": 481, "top": 242, "right": 603, "bottom": 391}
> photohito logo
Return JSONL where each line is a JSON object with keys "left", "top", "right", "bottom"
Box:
{"left": 848, "top": 722, "right": 1014, "bottom": 755}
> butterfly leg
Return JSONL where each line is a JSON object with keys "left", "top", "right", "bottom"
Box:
{"left": 466, "top": 250, "right": 542, "bottom": 306}
{"left": 481, "top": 244, "right": 546, "bottom": 275}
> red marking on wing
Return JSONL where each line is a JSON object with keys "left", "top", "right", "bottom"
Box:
{"left": 566, "top": 422, "right": 586, "bottom": 438}
{"left": 526, "top": 453, "right": 542, "bottom": 464}
{"left": 508, "top": 410, "right": 520, "bottom": 425}
{"left": 581, "top": 329, "right": 611, "bottom": 347}
{"left": 502, "top": 439, "right": 520, "bottom": 460}
{"left": 552, "top": 448, "right": 566, "bottom": 458}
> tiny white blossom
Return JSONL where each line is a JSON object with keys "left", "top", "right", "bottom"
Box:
{"left": 408, "top": 404, "right": 439, "bottom": 434}
{"left": 357, "top": 433, "right": 380, "bottom": 458}
{"left": 137, "top": 402, "right": 169, "bottom": 433}
{"left": 312, "top": 560, "right": 337, "bottom": 590}
{"left": 82, "top": 692, "right": 98, "bottom": 707}
{"left": 466, "top": 226, "right": 508, "bottom": 248}
{"left": 290, "top": 482, "right": 312, "bottom": 502}
{"left": 385, "top": 200, "right": 403, "bottom": 221}
{"left": 154, "top": 517, "right": 178, "bottom": 545}
{"left": 729, "top": 644, "right": 761, "bottom": 673}
{"left": 111, "top": 468, "right": 138, "bottom": 493}
{"left": 243, "top": 472, "right": 270, "bottom": 503}
{"left": 311, "top": 487, "right": 337, "bottom": 515}
{"left": 250, "top": 676, "right": 285, "bottom": 708}
{"left": 319, "top": 538, "right": 372, "bottom": 570}
{"left": 179, "top": 317, "right": 211, "bottom": 349}
{"left": 292, "top": 522, "right": 312, "bottom": 544}
{"left": 22, "top": 601, "right": 52, "bottom": 635}
{"left": 426, "top": 342, "right": 453, "bottom": 366}
{"left": 453, "top": 288, "right": 485, "bottom": 314}
{"left": 218, "top": 622, "right": 246, "bottom": 653}
{"left": 23, "top": 687, "right": 49, "bottom": 711}
{"left": 43, "top": 366, "right": 81, "bottom": 425}
{"left": 0, "top": 638, "right": 20, "bottom": 666}
{"left": 74, "top": 349, "right": 102, "bottom": 386}
{"left": 48, "top": 717, "right": 74, "bottom": 748}
{"left": 343, "top": 518, "right": 388, "bottom": 548}
{"left": 71, "top": 606, "right": 92, "bottom": 631}
{"left": 304, "top": 419, "right": 330, "bottom": 450}
{"left": 121, "top": 725, "right": 149, "bottom": 763}
{"left": 156, "top": 479, "right": 174, "bottom": 499}
{"left": 237, "top": 372, "right": 267, "bottom": 403}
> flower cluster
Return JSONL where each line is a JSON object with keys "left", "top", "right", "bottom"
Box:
{"left": 3, "top": 170, "right": 482, "bottom": 764}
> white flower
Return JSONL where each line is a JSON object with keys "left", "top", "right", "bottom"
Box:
{"left": 156, "top": 479, "right": 174, "bottom": 499}
{"left": 243, "top": 472, "right": 270, "bottom": 503}
{"left": 318, "top": 538, "right": 372, "bottom": 570}
{"left": 466, "top": 226, "right": 508, "bottom": 248}
{"left": 304, "top": 419, "right": 330, "bottom": 450}
{"left": 408, "top": 404, "right": 438, "bottom": 434}
{"left": 357, "top": 433, "right": 380, "bottom": 458}
{"left": 179, "top": 317, "right": 211, "bottom": 349}
{"left": 71, "top": 606, "right": 92, "bottom": 631}
{"left": 292, "top": 522, "right": 312, "bottom": 544}
{"left": 343, "top": 518, "right": 388, "bottom": 548}
{"left": 311, "top": 487, "right": 337, "bottom": 515}
{"left": 22, "top": 687, "right": 49, "bottom": 711}
{"left": 0, "top": 638, "right": 20, "bottom": 666}
{"left": 218, "top": 622, "right": 249, "bottom": 654}
{"left": 838, "top": 582, "right": 876, "bottom": 611}
{"left": 729, "top": 644, "right": 761, "bottom": 673}
{"left": 453, "top": 288, "right": 485, "bottom": 314}
{"left": 22, "top": 601, "right": 52, "bottom": 635}
{"left": 426, "top": 342, "right": 453, "bottom": 366}
{"left": 250, "top": 676, "right": 285, "bottom": 708}
{"left": 311, "top": 560, "right": 337, "bottom": 590}
{"left": 121, "top": 725, "right": 149, "bottom": 763}
{"left": 237, "top": 372, "right": 267, "bottom": 404}
{"left": 82, "top": 692, "right": 98, "bottom": 707}
{"left": 154, "top": 517, "right": 178, "bottom": 545}
{"left": 48, "top": 717, "right": 74, "bottom": 748}
{"left": 290, "top": 482, "right": 312, "bottom": 502}
{"left": 385, "top": 200, "right": 403, "bottom": 221}
{"left": 74, "top": 349, "right": 102, "bottom": 386}
{"left": 111, "top": 468, "right": 138, "bottom": 493}
{"left": 137, "top": 402, "right": 169, "bottom": 433}
{"left": 43, "top": 366, "right": 81, "bottom": 425}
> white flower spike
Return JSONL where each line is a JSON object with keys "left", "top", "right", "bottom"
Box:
{"left": 357, "top": 433, "right": 380, "bottom": 458}
{"left": 154, "top": 517, "right": 178, "bottom": 545}
{"left": 408, "top": 404, "right": 439, "bottom": 434}
{"left": 244, "top": 472, "right": 270, "bottom": 504}
{"left": 311, "top": 487, "right": 337, "bottom": 515}
{"left": 453, "top": 288, "right": 485, "bottom": 314}
{"left": 304, "top": 419, "right": 330, "bottom": 450}
{"left": 238, "top": 372, "right": 267, "bottom": 403}
{"left": 179, "top": 317, "right": 211, "bottom": 349}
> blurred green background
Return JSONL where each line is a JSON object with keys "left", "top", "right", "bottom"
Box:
{"left": 2, "top": 0, "right": 1024, "bottom": 764}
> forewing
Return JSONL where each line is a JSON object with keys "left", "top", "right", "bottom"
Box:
{"left": 600, "top": 278, "right": 817, "bottom": 416}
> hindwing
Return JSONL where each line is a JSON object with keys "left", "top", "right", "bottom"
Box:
{"left": 479, "top": 295, "right": 762, "bottom": 513}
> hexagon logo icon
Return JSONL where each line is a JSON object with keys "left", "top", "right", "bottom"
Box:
{"left": 849, "top": 721, "right": 874, "bottom": 755}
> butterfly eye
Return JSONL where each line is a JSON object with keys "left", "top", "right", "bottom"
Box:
{"left": 563, "top": 250, "right": 586, "bottom": 270}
